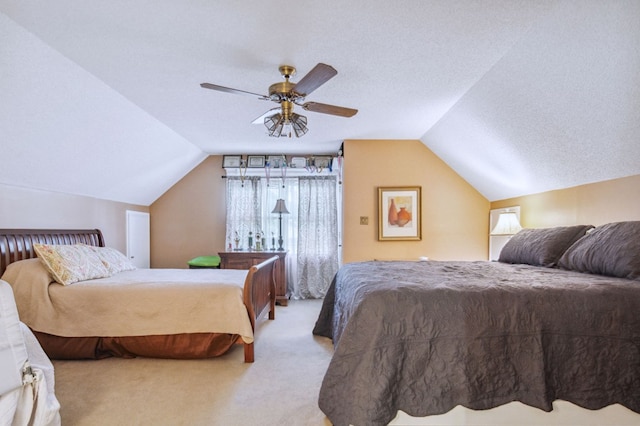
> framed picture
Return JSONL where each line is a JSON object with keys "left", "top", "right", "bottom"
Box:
{"left": 247, "top": 155, "right": 266, "bottom": 168}
{"left": 222, "top": 155, "right": 242, "bottom": 168}
{"left": 267, "top": 155, "right": 285, "bottom": 168}
{"left": 378, "top": 186, "right": 422, "bottom": 241}
{"left": 290, "top": 157, "right": 306, "bottom": 168}
{"left": 314, "top": 156, "right": 332, "bottom": 169}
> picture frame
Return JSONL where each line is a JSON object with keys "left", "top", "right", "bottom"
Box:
{"left": 222, "top": 155, "right": 242, "bottom": 168}
{"left": 314, "top": 156, "right": 332, "bottom": 169}
{"left": 267, "top": 155, "right": 285, "bottom": 168}
{"left": 247, "top": 155, "right": 266, "bottom": 168}
{"left": 378, "top": 186, "right": 422, "bottom": 241}
{"left": 290, "top": 157, "right": 306, "bottom": 168}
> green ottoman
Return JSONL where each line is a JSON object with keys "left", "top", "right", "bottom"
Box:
{"left": 188, "top": 255, "right": 221, "bottom": 269}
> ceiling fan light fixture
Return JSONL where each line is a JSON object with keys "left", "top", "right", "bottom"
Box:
{"left": 264, "top": 113, "right": 308, "bottom": 138}
{"left": 290, "top": 113, "right": 308, "bottom": 137}
{"left": 265, "top": 114, "right": 284, "bottom": 137}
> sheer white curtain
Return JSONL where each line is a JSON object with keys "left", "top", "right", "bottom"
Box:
{"left": 295, "top": 176, "right": 339, "bottom": 299}
{"left": 225, "top": 177, "right": 262, "bottom": 250}
{"left": 225, "top": 174, "right": 339, "bottom": 299}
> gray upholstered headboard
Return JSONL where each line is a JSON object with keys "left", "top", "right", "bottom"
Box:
{"left": 0, "top": 229, "right": 104, "bottom": 277}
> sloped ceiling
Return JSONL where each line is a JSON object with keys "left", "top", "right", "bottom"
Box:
{"left": 1, "top": 1, "right": 638, "bottom": 205}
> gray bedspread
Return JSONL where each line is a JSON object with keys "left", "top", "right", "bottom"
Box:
{"left": 313, "top": 260, "right": 640, "bottom": 426}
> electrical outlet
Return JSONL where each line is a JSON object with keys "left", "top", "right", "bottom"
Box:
{"left": 360, "top": 216, "right": 369, "bottom": 225}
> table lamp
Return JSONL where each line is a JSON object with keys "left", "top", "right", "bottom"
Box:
{"left": 272, "top": 199, "right": 290, "bottom": 251}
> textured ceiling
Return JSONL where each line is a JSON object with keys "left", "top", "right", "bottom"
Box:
{"left": 1, "top": 1, "right": 639, "bottom": 205}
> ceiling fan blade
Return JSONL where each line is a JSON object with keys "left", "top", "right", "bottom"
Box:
{"left": 293, "top": 63, "right": 337, "bottom": 96}
{"left": 302, "top": 102, "right": 358, "bottom": 117}
{"left": 252, "top": 107, "right": 280, "bottom": 124}
{"left": 200, "top": 83, "right": 268, "bottom": 99}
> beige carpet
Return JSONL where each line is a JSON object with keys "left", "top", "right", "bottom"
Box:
{"left": 50, "top": 298, "right": 640, "bottom": 426}
{"left": 52, "top": 299, "right": 334, "bottom": 426}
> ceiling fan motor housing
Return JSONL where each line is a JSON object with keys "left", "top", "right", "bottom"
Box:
{"left": 268, "top": 81, "right": 297, "bottom": 102}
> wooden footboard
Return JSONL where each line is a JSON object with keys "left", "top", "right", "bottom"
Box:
{"left": 241, "top": 255, "right": 278, "bottom": 363}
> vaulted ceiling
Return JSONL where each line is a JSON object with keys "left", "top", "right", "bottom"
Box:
{"left": 1, "top": 1, "right": 638, "bottom": 205}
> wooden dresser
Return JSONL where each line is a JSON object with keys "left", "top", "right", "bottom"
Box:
{"left": 218, "top": 251, "right": 288, "bottom": 306}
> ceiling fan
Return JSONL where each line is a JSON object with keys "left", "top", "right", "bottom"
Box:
{"left": 200, "top": 63, "right": 357, "bottom": 138}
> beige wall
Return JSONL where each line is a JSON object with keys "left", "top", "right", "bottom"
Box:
{"left": 10, "top": 146, "right": 629, "bottom": 270}
{"left": 491, "top": 174, "right": 640, "bottom": 228}
{"left": 150, "top": 156, "right": 227, "bottom": 268}
{"left": 342, "top": 140, "right": 490, "bottom": 263}
{"left": 149, "top": 141, "right": 491, "bottom": 268}
{"left": 150, "top": 145, "right": 639, "bottom": 268}
{"left": 0, "top": 183, "right": 148, "bottom": 252}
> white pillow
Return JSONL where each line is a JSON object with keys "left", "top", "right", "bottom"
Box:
{"left": 84, "top": 245, "right": 136, "bottom": 274}
{"left": 33, "top": 244, "right": 110, "bottom": 285}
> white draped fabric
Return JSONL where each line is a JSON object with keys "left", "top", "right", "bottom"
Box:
{"left": 225, "top": 175, "right": 339, "bottom": 299}
{"left": 297, "top": 177, "right": 339, "bottom": 298}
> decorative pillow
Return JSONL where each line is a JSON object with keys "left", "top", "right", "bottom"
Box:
{"left": 558, "top": 221, "right": 640, "bottom": 279}
{"left": 83, "top": 245, "right": 136, "bottom": 274}
{"left": 498, "top": 225, "right": 593, "bottom": 267}
{"left": 33, "top": 243, "right": 110, "bottom": 285}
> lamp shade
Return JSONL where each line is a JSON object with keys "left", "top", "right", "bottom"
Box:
{"left": 272, "top": 199, "right": 290, "bottom": 214}
{"left": 491, "top": 211, "right": 522, "bottom": 235}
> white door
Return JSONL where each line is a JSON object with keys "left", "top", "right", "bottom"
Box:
{"left": 126, "top": 210, "right": 150, "bottom": 268}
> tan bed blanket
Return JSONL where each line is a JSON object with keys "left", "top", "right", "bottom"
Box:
{"left": 1, "top": 259, "right": 254, "bottom": 343}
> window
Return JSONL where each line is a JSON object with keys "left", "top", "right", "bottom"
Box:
{"left": 225, "top": 174, "right": 340, "bottom": 299}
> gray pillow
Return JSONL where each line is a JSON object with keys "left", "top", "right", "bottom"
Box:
{"left": 558, "top": 221, "right": 640, "bottom": 279}
{"left": 498, "top": 225, "right": 593, "bottom": 267}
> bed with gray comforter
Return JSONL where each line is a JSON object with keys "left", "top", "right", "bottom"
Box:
{"left": 313, "top": 222, "right": 640, "bottom": 426}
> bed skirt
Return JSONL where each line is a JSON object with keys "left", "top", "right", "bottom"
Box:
{"left": 32, "top": 330, "right": 240, "bottom": 360}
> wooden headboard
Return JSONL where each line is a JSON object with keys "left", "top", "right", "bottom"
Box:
{"left": 0, "top": 229, "right": 104, "bottom": 277}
